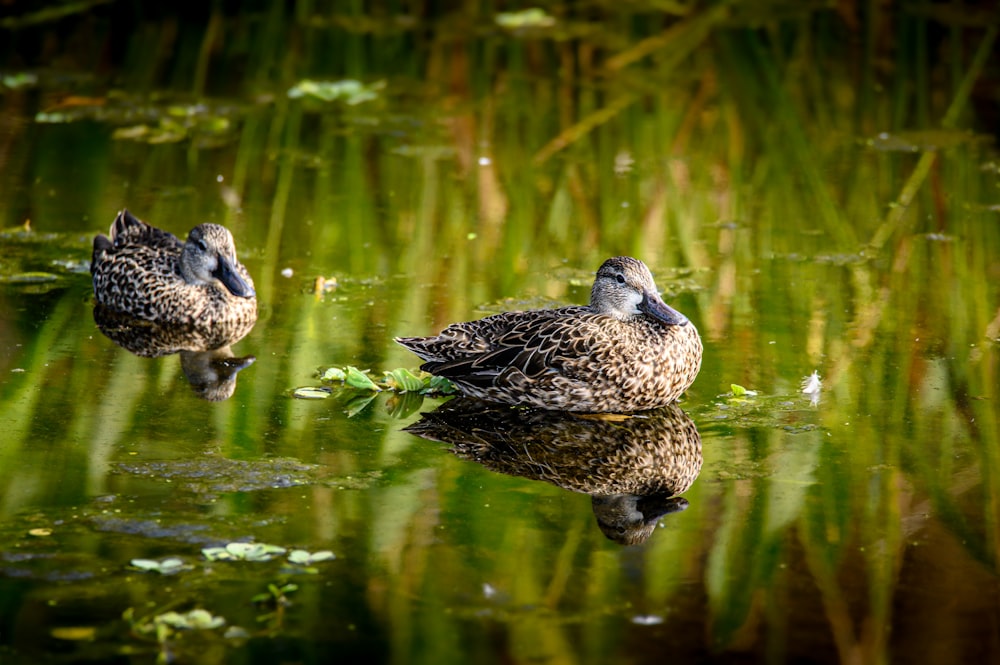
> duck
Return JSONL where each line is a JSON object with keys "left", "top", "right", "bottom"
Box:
{"left": 396, "top": 256, "right": 702, "bottom": 413}
{"left": 91, "top": 210, "right": 257, "bottom": 352}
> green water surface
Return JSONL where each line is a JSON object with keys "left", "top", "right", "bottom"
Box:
{"left": 1, "top": 3, "right": 998, "bottom": 664}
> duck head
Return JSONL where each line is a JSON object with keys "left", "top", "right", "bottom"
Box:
{"left": 180, "top": 224, "right": 256, "bottom": 298}
{"left": 590, "top": 256, "right": 688, "bottom": 325}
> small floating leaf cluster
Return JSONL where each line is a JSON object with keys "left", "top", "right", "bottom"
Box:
{"left": 125, "top": 607, "right": 229, "bottom": 646}
{"left": 293, "top": 365, "right": 456, "bottom": 400}
{"left": 129, "top": 541, "right": 335, "bottom": 574}
{"left": 288, "top": 79, "right": 384, "bottom": 105}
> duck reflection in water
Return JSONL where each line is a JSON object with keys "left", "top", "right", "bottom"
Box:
{"left": 93, "top": 303, "right": 256, "bottom": 402}
{"left": 405, "top": 399, "right": 702, "bottom": 545}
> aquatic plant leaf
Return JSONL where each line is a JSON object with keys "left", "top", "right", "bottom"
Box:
{"left": 287, "top": 79, "right": 384, "bottom": 105}
{"left": 130, "top": 557, "right": 189, "bottom": 574}
{"left": 495, "top": 8, "right": 556, "bottom": 29}
{"left": 345, "top": 366, "right": 380, "bottom": 391}
{"left": 223, "top": 626, "right": 251, "bottom": 640}
{"left": 203, "top": 542, "right": 287, "bottom": 562}
{"left": 156, "top": 609, "right": 225, "bottom": 631}
{"left": 321, "top": 367, "right": 346, "bottom": 382}
{"left": 384, "top": 368, "right": 425, "bottom": 392}
{"left": 130, "top": 558, "right": 162, "bottom": 571}
{"left": 729, "top": 384, "right": 758, "bottom": 397}
{"left": 288, "top": 549, "right": 335, "bottom": 565}
{"left": 293, "top": 386, "right": 331, "bottom": 399}
{"left": 226, "top": 542, "right": 287, "bottom": 561}
{"left": 202, "top": 546, "right": 233, "bottom": 561}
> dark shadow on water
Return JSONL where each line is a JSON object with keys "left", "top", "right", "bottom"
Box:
{"left": 404, "top": 398, "right": 702, "bottom": 545}
{"left": 93, "top": 303, "right": 255, "bottom": 401}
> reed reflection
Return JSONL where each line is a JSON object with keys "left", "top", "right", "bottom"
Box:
{"left": 406, "top": 399, "right": 702, "bottom": 545}
{"left": 93, "top": 303, "right": 255, "bottom": 401}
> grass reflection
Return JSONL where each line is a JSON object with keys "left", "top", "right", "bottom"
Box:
{"left": 0, "top": 1, "right": 998, "bottom": 663}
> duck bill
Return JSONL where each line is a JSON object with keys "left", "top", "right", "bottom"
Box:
{"left": 640, "top": 291, "right": 688, "bottom": 326}
{"left": 213, "top": 256, "right": 256, "bottom": 298}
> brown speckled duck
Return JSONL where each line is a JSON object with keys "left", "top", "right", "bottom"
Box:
{"left": 396, "top": 256, "right": 702, "bottom": 413}
{"left": 91, "top": 210, "right": 257, "bottom": 352}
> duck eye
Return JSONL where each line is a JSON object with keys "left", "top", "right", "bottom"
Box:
{"left": 196, "top": 239, "right": 208, "bottom": 252}
{"left": 616, "top": 274, "right": 626, "bottom": 284}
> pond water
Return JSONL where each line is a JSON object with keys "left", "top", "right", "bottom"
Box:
{"left": 1, "top": 5, "right": 999, "bottom": 664}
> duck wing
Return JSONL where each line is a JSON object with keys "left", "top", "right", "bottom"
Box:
{"left": 108, "top": 210, "right": 182, "bottom": 251}
{"left": 401, "top": 306, "right": 604, "bottom": 388}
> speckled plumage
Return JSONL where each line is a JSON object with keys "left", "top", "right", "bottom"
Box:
{"left": 91, "top": 210, "right": 257, "bottom": 352}
{"left": 396, "top": 256, "right": 702, "bottom": 413}
{"left": 405, "top": 399, "right": 702, "bottom": 544}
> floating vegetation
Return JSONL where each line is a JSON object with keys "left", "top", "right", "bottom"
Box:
{"left": 292, "top": 366, "right": 456, "bottom": 417}
{"left": 287, "top": 549, "right": 335, "bottom": 565}
{"left": 200, "top": 542, "right": 338, "bottom": 568}
{"left": 284, "top": 549, "right": 336, "bottom": 574}
{"left": 292, "top": 386, "right": 332, "bottom": 400}
{"left": 695, "top": 381, "right": 825, "bottom": 432}
{"left": 294, "top": 365, "right": 456, "bottom": 400}
{"left": 124, "top": 607, "right": 228, "bottom": 648}
{"left": 111, "top": 456, "right": 318, "bottom": 495}
{"left": 1, "top": 72, "right": 37, "bottom": 89}
{"left": 729, "top": 383, "right": 759, "bottom": 398}
{"left": 202, "top": 542, "right": 288, "bottom": 562}
{"left": 129, "top": 557, "right": 192, "bottom": 575}
{"left": 495, "top": 8, "right": 556, "bottom": 30}
{"left": 33, "top": 94, "right": 246, "bottom": 146}
{"left": 287, "top": 79, "right": 385, "bottom": 105}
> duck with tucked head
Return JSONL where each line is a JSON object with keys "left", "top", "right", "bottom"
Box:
{"left": 396, "top": 256, "right": 702, "bottom": 413}
{"left": 91, "top": 210, "right": 257, "bottom": 352}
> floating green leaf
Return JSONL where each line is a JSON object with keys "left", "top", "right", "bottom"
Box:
{"left": 287, "top": 549, "right": 336, "bottom": 565}
{"left": 293, "top": 386, "right": 331, "bottom": 400}
{"left": 496, "top": 8, "right": 556, "bottom": 29}
{"left": 130, "top": 557, "right": 190, "bottom": 574}
{"left": 731, "top": 383, "right": 747, "bottom": 396}
{"left": 383, "top": 368, "right": 425, "bottom": 393}
{"left": 288, "top": 79, "right": 384, "bottom": 105}
{"left": 156, "top": 609, "right": 226, "bottom": 631}
{"left": 345, "top": 366, "right": 380, "bottom": 391}
{"left": 202, "top": 542, "right": 287, "bottom": 562}
{"left": 321, "top": 367, "right": 346, "bottom": 382}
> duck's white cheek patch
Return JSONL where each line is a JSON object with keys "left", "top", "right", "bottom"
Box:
{"left": 627, "top": 290, "right": 644, "bottom": 315}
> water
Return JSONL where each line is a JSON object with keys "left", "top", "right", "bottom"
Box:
{"left": 1, "top": 5, "right": 999, "bottom": 664}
